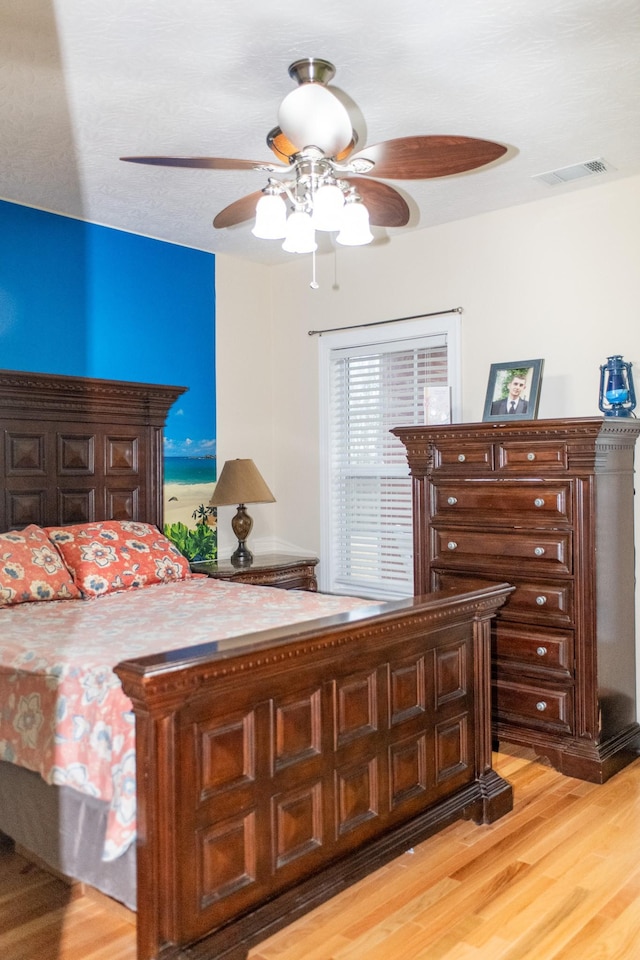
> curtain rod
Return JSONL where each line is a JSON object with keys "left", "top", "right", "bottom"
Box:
{"left": 307, "top": 307, "right": 463, "bottom": 337}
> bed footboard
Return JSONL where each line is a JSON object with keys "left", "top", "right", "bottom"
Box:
{"left": 116, "top": 582, "right": 513, "bottom": 960}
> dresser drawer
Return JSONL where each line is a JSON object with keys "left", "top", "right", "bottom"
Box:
{"left": 432, "top": 528, "right": 572, "bottom": 575}
{"left": 431, "top": 442, "right": 494, "bottom": 473}
{"left": 494, "top": 623, "right": 574, "bottom": 680}
{"left": 497, "top": 440, "right": 568, "bottom": 472}
{"left": 493, "top": 679, "right": 574, "bottom": 734}
{"left": 506, "top": 579, "right": 574, "bottom": 625}
{"left": 434, "top": 573, "right": 574, "bottom": 626}
{"left": 432, "top": 481, "right": 571, "bottom": 523}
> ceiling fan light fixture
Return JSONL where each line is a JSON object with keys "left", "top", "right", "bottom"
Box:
{"left": 277, "top": 83, "right": 353, "bottom": 157}
{"left": 282, "top": 210, "right": 317, "bottom": 254}
{"left": 311, "top": 182, "right": 345, "bottom": 231}
{"left": 336, "top": 199, "right": 373, "bottom": 247}
{"left": 252, "top": 193, "right": 287, "bottom": 239}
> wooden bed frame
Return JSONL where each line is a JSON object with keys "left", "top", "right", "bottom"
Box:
{"left": 0, "top": 369, "right": 514, "bottom": 960}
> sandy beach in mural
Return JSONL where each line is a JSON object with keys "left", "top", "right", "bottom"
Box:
{"left": 163, "top": 482, "right": 216, "bottom": 529}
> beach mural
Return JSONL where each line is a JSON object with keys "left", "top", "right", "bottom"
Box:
{"left": 0, "top": 200, "right": 218, "bottom": 560}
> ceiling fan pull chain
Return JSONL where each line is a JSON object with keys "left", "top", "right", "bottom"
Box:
{"left": 310, "top": 248, "right": 319, "bottom": 289}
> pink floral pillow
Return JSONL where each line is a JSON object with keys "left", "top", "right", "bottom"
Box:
{"left": 46, "top": 520, "right": 192, "bottom": 598}
{"left": 0, "top": 524, "right": 81, "bottom": 606}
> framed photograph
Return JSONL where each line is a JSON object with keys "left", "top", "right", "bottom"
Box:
{"left": 482, "top": 359, "right": 544, "bottom": 421}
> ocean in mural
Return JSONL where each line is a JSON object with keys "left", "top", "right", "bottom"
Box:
{"left": 164, "top": 456, "right": 217, "bottom": 485}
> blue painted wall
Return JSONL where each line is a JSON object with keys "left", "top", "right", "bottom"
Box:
{"left": 0, "top": 200, "right": 216, "bottom": 458}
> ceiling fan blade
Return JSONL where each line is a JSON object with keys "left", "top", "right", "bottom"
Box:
{"left": 120, "top": 155, "right": 284, "bottom": 172}
{"left": 351, "top": 135, "right": 507, "bottom": 180}
{"left": 343, "top": 178, "right": 410, "bottom": 227}
{"left": 213, "top": 190, "right": 265, "bottom": 229}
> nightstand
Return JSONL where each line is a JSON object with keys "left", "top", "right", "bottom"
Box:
{"left": 191, "top": 552, "right": 319, "bottom": 591}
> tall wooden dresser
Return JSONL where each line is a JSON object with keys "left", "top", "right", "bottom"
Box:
{"left": 393, "top": 418, "right": 640, "bottom": 782}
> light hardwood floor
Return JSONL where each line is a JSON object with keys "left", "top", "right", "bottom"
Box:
{"left": 1, "top": 744, "right": 639, "bottom": 960}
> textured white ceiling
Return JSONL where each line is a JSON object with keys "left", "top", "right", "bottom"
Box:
{"left": 1, "top": 0, "right": 639, "bottom": 264}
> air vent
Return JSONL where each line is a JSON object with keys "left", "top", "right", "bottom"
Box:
{"left": 533, "top": 157, "right": 615, "bottom": 187}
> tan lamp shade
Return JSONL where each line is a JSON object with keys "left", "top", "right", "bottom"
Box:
{"left": 209, "top": 459, "right": 275, "bottom": 507}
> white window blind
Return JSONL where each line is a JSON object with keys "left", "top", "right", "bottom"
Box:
{"left": 319, "top": 317, "right": 459, "bottom": 600}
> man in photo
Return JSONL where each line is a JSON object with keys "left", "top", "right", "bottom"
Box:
{"left": 491, "top": 373, "right": 529, "bottom": 415}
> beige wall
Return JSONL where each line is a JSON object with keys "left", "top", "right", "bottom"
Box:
{"left": 214, "top": 256, "right": 278, "bottom": 554}
{"left": 217, "top": 172, "right": 640, "bottom": 561}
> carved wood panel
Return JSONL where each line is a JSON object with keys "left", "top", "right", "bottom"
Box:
{"left": 389, "top": 734, "right": 427, "bottom": 807}
{"left": 57, "top": 488, "right": 96, "bottom": 525}
{"left": 7, "top": 433, "right": 46, "bottom": 473}
{"left": 435, "top": 715, "right": 469, "bottom": 782}
{"left": 197, "top": 712, "right": 256, "bottom": 802}
{"left": 59, "top": 435, "right": 94, "bottom": 473}
{"left": 197, "top": 811, "right": 257, "bottom": 909}
{"left": 389, "top": 656, "right": 426, "bottom": 725}
{"left": 334, "top": 671, "right": 378, "bottom": 747}
{"left": 275, "top": 689, "right": 322, "bottom": 770}
{"left": 336, "top": 757, "right": 379, "bottom": 834}
{"left": 273, "top": 781, "right": 323, "bottom": 868}
{"left": 5, "top": 490, "right": 47, "bottom": 528}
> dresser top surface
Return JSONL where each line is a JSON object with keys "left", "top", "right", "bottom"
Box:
{"left": 392, "top": 417, "right": 640, "bottom": 443}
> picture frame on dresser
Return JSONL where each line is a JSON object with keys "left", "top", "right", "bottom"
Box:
{"left": 482, "top": 358, "right": 544, "bottom": 421}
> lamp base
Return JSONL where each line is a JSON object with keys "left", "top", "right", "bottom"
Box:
{"left": 230, "top": 504, "right": 254, "bottom": 565}
{"left": 231, "top": 541, "right": 253, "bottom": 566}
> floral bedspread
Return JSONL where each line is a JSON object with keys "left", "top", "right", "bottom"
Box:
{"left": 0, "top": 578, "right": 373, "bottom": 860}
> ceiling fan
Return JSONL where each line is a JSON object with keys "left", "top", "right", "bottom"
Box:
{"left": 121, "top": 57, "right": 507, "bottom": 251}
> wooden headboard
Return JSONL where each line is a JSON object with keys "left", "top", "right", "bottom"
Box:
{"left": 0, "top": 369, "right": 186, "bottom": 531}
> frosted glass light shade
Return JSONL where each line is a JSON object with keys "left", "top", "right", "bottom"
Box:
{"left": 336, "top": 202, "right": 373, "bottom": 246}
{"left": 252, "top": 194, "right": 287, "bottom": 239}
{"left": 278, "top": 83, "right": 353, "bottom": 156}
{"left": 282, "top": 210, "right": 317, "bottom": 253}
{"left": 311, "top": 183, "right": 345, "bottom": 231}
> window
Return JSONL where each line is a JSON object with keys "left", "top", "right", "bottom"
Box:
{"left": 319, "top": 315, "right": 461, "bottom": 599}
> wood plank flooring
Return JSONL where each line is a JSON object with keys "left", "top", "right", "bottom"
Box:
{"left": 1, "top": 744, "right": 639, "bottom": 960}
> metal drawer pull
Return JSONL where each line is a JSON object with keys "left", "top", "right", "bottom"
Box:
{"left": 457, "top": 454, "right": 466, "bottom": 462}
{"left": 534, "top": 547, "right": 545, "bottom": 556}
{"left": 536, "top": 595, "right": 547, "bottom": 605}
{"left": 536, "top": 700, "right": 547, "bottom": 712}
{"left": 447, "top": 541, "right": 458, "bottom": 550}
{"left": 534, "top": 497, "right": 545, "bottom": 508}
{"left": 536, "top": 646, "right": 547, "bottom": 657}
{"left": 527, "top": 452, "right": 536, "bottom": 461}
{"left": 447, "top": 496, "right": 458, "bottom": 505}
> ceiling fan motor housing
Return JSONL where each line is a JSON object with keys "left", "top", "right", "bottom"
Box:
{"left": 287, "top": 58, "right": 336, "bottom": 86}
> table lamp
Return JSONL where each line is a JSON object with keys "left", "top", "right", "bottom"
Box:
{"left": 209, "top": 459, "right": 275, "bottom": 565}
